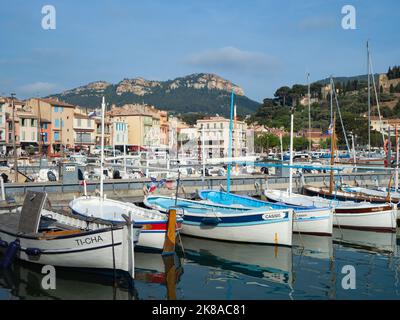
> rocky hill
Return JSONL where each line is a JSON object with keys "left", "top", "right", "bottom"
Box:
{"left": 49, "top": 73, "right": 259, "bottom": 116}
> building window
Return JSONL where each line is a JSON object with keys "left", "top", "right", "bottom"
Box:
{"left": 54, "top": 106, "right": 58, "bottom": 113}
{"left": 21, "top": 119, "right": 26, "bottom": 127}
{"left": 54, "top": 119, "right": 59, "bottom": 128}
{"left": 54, "top": 132, "right": 60, "bottom": 141}
{"left": 21, "top": 131, "right": 25, "bottom": 141}
{"left": 32, "top": 132, "right": 35, "bottom": 141}
{"left": 77, "top": 118, "right": 81, "bottom": 127}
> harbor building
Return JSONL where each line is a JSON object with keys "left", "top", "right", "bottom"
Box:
{"left": 26, "top": 98, "right": 75, "bottom": 154}
{"left": 73, "top": 108, "right": 96, "bottom": 153}
{"left": 108, "top": 104, "right": 161, "bottom": 149}
{"left": 196, "top": 116, "right": 247, "bottom": 159}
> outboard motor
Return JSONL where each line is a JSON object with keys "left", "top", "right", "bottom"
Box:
{"left": 1, "top": 173, "right": 9, "bottom": 183}
{"left": 113, "top": 170, "right": 121, "bottom": 179}
{"left": 77, "top": 168, "right": 84, "bottom": 181}
{"left": 47, "top": 170, "right": 57, "bottom": 182}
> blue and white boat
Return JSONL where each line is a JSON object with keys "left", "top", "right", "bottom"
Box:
{"left": 144, "top": 195, "right": 293, "bottom": 246}
{"left": 198, "top": 190, "right": 333, "bottom": 236}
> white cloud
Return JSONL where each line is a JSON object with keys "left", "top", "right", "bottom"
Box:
{"left": 186, "top": 46, "right": 279, "bottom": 76}
{"left": 18, "top": 82, "right": 58, "bottom": 96}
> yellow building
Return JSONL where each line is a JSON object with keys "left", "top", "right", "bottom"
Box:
{"left": 26, "top": 98, "right": 75, "bottom": 153}
{"left": 108, "top": 104, "right": 161, "bottom": 147}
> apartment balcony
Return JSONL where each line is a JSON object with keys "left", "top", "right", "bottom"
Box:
{"left": 74, "top": 138, "right": 96, "bottom": 144}
{"left": 96, "top": 129, "right": 111, "bottom": 135}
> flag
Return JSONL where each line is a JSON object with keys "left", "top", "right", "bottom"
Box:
{"left": 88, "top": 110, "right": 98, "bottom": 118}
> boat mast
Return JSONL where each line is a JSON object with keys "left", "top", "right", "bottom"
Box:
{"left": 202, "top": 124, "right": 205, "bottom": 180}
{"left": 100, "top": 96, "right": 105, "bottom": 199}
{"left": 396, "top": 125, "right": 399, "bottom": 192}
{"left": 330, "top": 75, "right": 333, "bottom": 126}
{"left": 367, "top": 40, "right": 371, "bottom": 156}
{"left": 307, "top": 73, "right": 312, "bottom": 152}
{"left": 226, "top": 88, "right": 235, "bottom": 193}
{"left": 329, "top": 114, "right": 336, "bottom": 195}
{"left": 289, "top": 106, "right": 294, "bottom": 196}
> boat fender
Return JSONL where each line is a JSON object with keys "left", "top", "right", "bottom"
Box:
{"left": 0, "top": 237, "right": 8, "bottom": 248}
{"left": 0, "top": 239, "right": 20, "bottom": 269}
{"left": 25, "top": 248, "right": 42, "bottom": 257}
{"left": 201, "top": 217, "right": 221, "bottom": 226}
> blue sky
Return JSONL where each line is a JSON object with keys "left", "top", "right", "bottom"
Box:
{"left": 0, "top": 0, "right": 399, "bottom": 102}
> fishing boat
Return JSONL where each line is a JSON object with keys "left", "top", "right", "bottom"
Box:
{"left": 144, "top": 195, "right": 293, "bottom": 246}
{"left": 303, "top": 185, "right": 393, "bottom": 203}
{"left": 264, "top": 189, "right": 397, "bottom": 232}
{"left": 264, "top": 109, "right": 397, "bottom": 232}
{"left": 198, "top": 190, "right": 333, "bottom": 236}
{"left": 0, "top": 191, "right": 140, "bottom": 278}
{"left": 68, "top": 97, "right": 182, "bottom": 252}
{"left": 69, "top": 196, "right": 182, "bottom": 251}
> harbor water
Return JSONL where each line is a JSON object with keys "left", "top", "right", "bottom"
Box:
{"left": 1, "top": 231, "right": 400, "bottom": 300}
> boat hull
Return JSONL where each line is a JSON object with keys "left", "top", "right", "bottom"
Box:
{"left": 69, "top": 196, "right": 182, "bottom": 251}
{"left": 199, "top": 190, "right": 332, "bottom": 236}
{"left": 264, "top": 189, "right": 397, "bottom": 233}
{"left": 144, "top": 195, "right": 293, "bottom": 246}
{"left": 0, "top": 226, "right": 140, "bottom": 272}
{"left": 334, "top": 205, "right": 397, "bottom": 232}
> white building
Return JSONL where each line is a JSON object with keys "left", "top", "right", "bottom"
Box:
{"left": 196, "top": 116, "right": 247, "bottom": 160}
{"left": 112, "top": 119, "right": 129, "bottom": 148}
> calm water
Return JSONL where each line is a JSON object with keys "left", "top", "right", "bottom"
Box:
{"left": 1, "top": 230, "right": 400, "bottom": 300}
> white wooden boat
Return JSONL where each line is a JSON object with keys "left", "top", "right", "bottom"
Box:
{"left": 144, "top": 195, "right": 293, "bottom": 246}
{"left": 198, "top": 190, "right": 333, "bottom": 236}
{"left": 69, "top": 196, "right": 183, "bottom": 252}
{"left": 0, "top": 191, "right": 141, "bottom": 278}
{"left": 68, "top": 97, "right": 182, "bottom": 252}
{"left": 264, "top": 189, "right": 397, "bottom": 232}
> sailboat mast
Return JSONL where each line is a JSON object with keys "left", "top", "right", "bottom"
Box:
{"left": 100, "top": 96, "right": 105, "bottom": 199}
{"left": 367, "top": 41, "right": 371, "bottom": 156}
{"left": 396, "top": 125, "right": 399, "bottom": 192}
{"left": 329, "top": 114, "right": 336, "bottom": 195}
{"left": 226, "top": 88, "right": 235, "bottom": 193}
{"left": 308, "top": 73, "right": 312, "bottom": 152}
{"left": 289, "top": 107, "right": 294, "bottom": 196}
{"left": 330, "top": 75, "right": 333, "bottom": 126}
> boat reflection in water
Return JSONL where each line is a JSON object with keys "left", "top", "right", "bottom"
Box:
{"left": 0, "top": 252, "right": 183, "bottom": 300}
{"left": 181, "top": 236, "right": 294, "bottom": 287}
{"left": 333, "top": 228, "right": 397, "bottom": 254}
{"left": 292, "top": 234, "right": 333, "bottom": 261}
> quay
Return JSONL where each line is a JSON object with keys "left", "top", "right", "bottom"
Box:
{"left": 1, "top": 172, "right": 392, "bottom": 205}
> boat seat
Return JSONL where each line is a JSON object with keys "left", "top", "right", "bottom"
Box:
{"left": 18, "top": 191, "right": 47, "bottom": 234}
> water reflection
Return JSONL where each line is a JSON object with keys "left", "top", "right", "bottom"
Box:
{"left": 333, "top": 228, "right": 397, "bottom": 254}
{"left": 181, "top": 236, "right": 294, "bottom": 287}
{"left": 1, "top": 230, "right": 400, "bottom": 300}
{"left": 0, "top": 252, "right": 182, "bottom": 300}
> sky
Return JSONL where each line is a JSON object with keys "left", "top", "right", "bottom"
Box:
{"left": 0, "top": 0, "right": 399, "bottom": 102}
